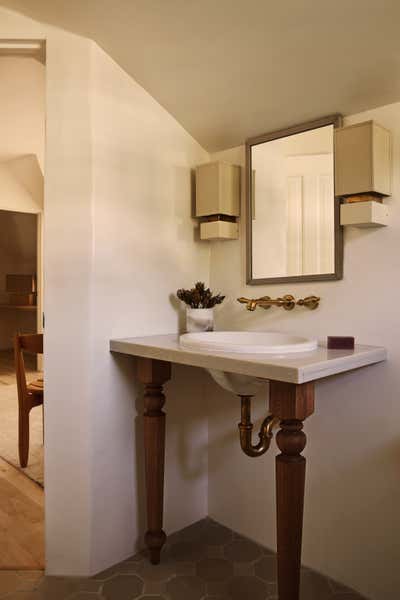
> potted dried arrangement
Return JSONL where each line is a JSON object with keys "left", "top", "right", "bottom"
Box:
{"left": 176, "top": 282, "right": 225, "bottom": 333}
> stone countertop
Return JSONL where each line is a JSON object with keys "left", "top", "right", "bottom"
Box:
{"left": 110, "top": 334, "right": 386, "bottom": 384}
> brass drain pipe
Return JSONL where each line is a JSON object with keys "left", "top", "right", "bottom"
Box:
{"left": 238, "top": 396, "right": 278, "bottom": 457}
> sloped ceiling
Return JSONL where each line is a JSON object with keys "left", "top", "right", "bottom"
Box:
{"left": 1, "top": 0, "right": 400, "bottom": 151}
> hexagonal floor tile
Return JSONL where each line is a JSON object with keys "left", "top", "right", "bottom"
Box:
{"left": 139, "top": 555, "right": 194, "bottom": 583}
{"left": 300, "top": 568, "right": 335, "bottom": 600}
{"left": 171, "top": 519, "right": 232, "bottom": 548}
{"left": 67, "top": 594, "right": 104, "bottom": 600}
{"left": 37, "top": 576, "right": 82, "bottom": 599}
{"left": 0, "top": 519, "right": 364, "bottom": 600}
{"left": 93, "top": 560, "right": 142, "bottom": 581}
{"left": 254, "top": 555, "right": 277, "bottom": 582}
{"left": 331, "top": 595, "right": 366, "bottom": 599}
{"left": 224, "top": 539, "right": 262, "bottom": 563}
{"left": 226, "top": 575, "right": 268, "bottom": 600}
{"left": 200, "top": 520, "right": 233, "bottom": 546}
{"left": 169, "top": 541, "right": 206, "bottom": 563}
{"left": 102, "top": 574, "right": 144, "bottom": 600}
{"left": 2, "top": 593, "right": 44, "bottom": 600}
{"left": 166, "top": 575, "right": 206, "bottom": 600}
{"left": 196, "top": 558, "right": 233, "bottom": 582}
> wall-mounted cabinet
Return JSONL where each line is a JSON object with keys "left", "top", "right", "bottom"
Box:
{"left": 340, "top": 200, "right": 389, "bottom": 228}
{"left": 335, "top": 120, "right": 391, "bottom": 198}
{"left": 196, "top": 161, "right": 240, "bottom": 217}
{"left": 200, "top": 220, "right": 239, "bottom": 240}
{"left": 195, "top": 161, "right": 241, "bottom": 240}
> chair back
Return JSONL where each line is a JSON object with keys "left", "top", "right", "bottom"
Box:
{"left": 14, "top": 333, "right": 43, "bottom": 400}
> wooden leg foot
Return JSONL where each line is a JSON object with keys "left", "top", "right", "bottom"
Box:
{"left": 145, "top": 530, "right": 167, "bottom": 565}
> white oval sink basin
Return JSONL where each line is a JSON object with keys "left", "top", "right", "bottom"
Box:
{"left": 208, "top": 369, "right": 267, "bottom": 396}
{"left": 180, "top": 331, "right": 318, "bottom": 354}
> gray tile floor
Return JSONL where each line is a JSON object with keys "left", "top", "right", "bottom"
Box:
{"left": 0, "top": 518, "right": 366, "bottom": 599}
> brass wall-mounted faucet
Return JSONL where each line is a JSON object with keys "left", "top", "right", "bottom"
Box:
{"left": 237, "top": 294, "right": 320, "bottom": 311}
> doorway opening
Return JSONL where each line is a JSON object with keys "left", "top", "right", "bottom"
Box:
{"left": 0, "top": 44, "right": 45, "bottom": 570}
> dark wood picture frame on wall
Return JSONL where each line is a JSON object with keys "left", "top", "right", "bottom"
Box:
{"left": 246, "top": 114, "right": 343, "bottom": 285}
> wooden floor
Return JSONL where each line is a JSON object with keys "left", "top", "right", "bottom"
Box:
{"left": 0, "top": 458, "right": 44, "bottom": 570}
{"left": 0, "top": 350, "right": 44, "bottom": 570}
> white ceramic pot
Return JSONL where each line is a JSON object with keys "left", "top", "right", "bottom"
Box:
{"left": 186, "top": 308, "right": 214, "bottom": 333}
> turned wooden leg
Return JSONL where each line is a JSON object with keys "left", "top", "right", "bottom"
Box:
{"left": 137, "top": 358, "right": 171, "bottom": 564}
{"left": 276, "top": 419, "right": 306, "bottom": 600}
{"left": 270, "top": 381, "right": 315, "bottom": 600}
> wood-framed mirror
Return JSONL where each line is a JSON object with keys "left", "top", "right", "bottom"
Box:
{"left": 246, "top": 114, "right": 343, "bottom": 284}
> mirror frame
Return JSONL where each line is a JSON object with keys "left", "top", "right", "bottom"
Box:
{"left": 246, "top": 114, "right": 343, "bottom": 285}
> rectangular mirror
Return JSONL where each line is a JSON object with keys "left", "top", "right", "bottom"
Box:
{"left": 246, "top": 114, "right": 343, "bottom": 284}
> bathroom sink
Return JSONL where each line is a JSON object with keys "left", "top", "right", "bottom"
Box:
{"left": 180, "top": 331, "right": 318, "bottom": 395}
{"left": 179, "top": 331, "right": 318, "bottom": 355}
{"left": 207, "top": 369, "right": 268, "bottom": 396}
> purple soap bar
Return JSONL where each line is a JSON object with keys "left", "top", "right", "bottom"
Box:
{"left": 327, "top": 336, "right": 355, "bottom": 350}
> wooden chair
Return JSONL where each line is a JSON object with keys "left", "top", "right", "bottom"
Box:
{"left": 14, "top": 333, "right": 44, "bottom": 468}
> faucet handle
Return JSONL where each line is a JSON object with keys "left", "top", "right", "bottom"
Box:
{"left": 281, "top": 295, "right": 296, "bottom": 310}
{"left": 297, "top": 295, "right": 320, "bottom": 310}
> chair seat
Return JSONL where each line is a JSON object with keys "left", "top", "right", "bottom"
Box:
{"left": 27, "top": 378, "right": 44, "bottom": 395}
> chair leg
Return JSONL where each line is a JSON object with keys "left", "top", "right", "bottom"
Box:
{"left": 18, "top": 406, "right": 30, "bottom": 468}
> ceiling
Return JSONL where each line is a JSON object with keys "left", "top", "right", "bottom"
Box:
{"left": 1, "top": 0, "right": 400, "bottom": 151}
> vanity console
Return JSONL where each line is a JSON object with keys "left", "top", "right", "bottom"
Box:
{"left": 110, "top": 334, "right": 386, "bottom": 600}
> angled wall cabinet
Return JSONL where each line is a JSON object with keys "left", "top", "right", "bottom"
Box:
{"left": 195, "top": 161, "right": 240, "bottom": 240}
{"left": 340, "top": 200, "right": 389, "bottom": 227}
{"left": 335, "top": 120, "right": 392, "bottom": 228}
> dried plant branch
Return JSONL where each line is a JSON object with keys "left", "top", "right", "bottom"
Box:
{"left": 177, "top": 282, "right": 225, "bottom": 309}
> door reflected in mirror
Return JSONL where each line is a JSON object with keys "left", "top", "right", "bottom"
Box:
{"left": 247, "top": 115, "right": 343, "bottom": 284}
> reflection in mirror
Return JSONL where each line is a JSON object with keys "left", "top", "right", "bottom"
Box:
{"left": 247, "top": 116, "right": 342, "bottom": 284}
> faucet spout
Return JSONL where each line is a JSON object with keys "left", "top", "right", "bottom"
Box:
{"left": 237, "top": 297, "right": 258, "bottom": 311}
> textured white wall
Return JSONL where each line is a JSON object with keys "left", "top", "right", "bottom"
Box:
{"left": 0, "top": 9, "right": 95, "bottom": 576}
{"left": 0, "top": 6, "right": 211, "bottom": 577}
{"left": 89, "top": 45, "right": 210, "bottom": 572}
{"left": 0, "top": 6, "right": 211, "bottom": 576}
{"left": 207, "top": 103, "right": 400, "bottom": 600}
{"left": 0, "top": 56, "right": 45, "bottom": 169}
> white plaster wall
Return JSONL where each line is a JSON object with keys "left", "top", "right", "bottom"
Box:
{"left": 89, "top": 45, "right": 210, "bottom": 572}
{"left": 0, "top": 57, "right": 45, "bottom": 212}
{"left": 208, "top": 103, "right": 400, "bottom": 600}
{"left": 0, "top": 6, "right": 211, "bottom": 576}
{"left": 0, "top": 7, "right": 96, "bottom": 576}
{"left": 0, "top": 56, "right": 45, "bottom": 169}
